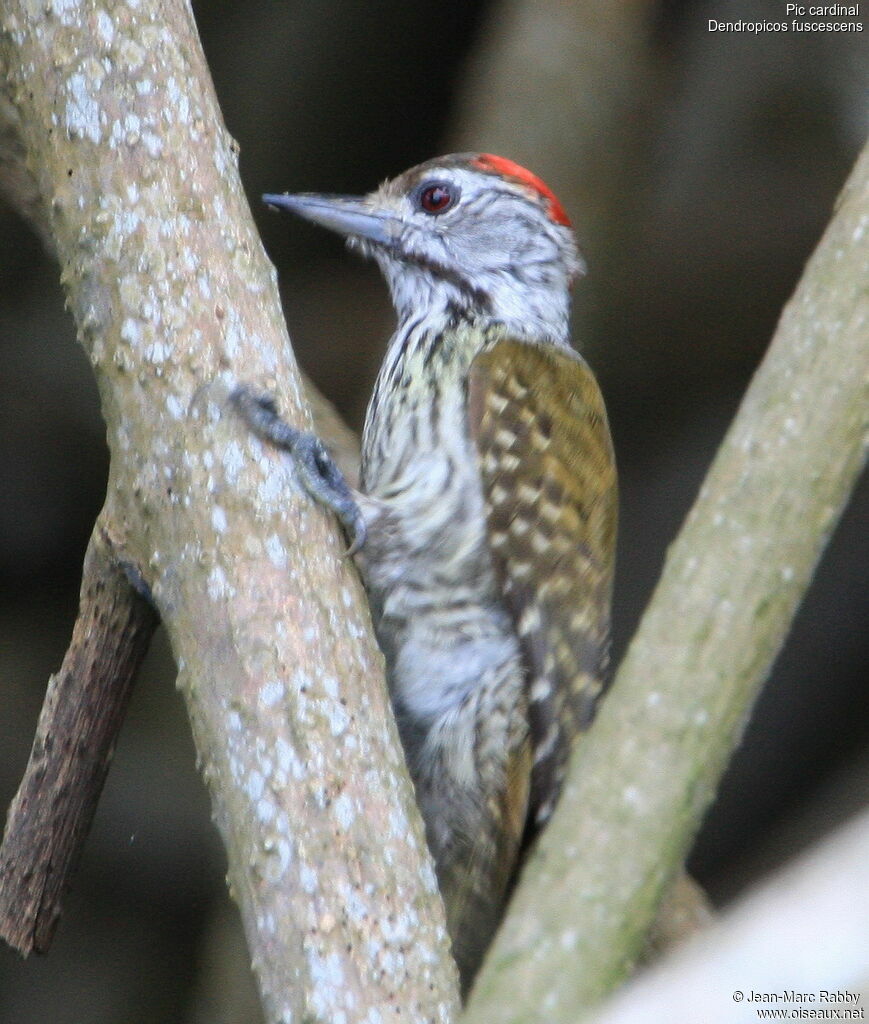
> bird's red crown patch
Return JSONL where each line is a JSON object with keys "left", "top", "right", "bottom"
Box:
{"left": 472, "top": 154, "right": 571, "bottom": 228}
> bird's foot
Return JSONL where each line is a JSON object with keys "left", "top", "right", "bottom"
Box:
{"left": 230, "top": 384, "right": 366, "bottom": 554}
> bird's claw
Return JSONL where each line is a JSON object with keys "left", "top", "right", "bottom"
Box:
{"left": 291, "top": 431, "right": 367, "bottom": 555}
{"left": 230, "top": 384, "right": 366, "bottom": 554}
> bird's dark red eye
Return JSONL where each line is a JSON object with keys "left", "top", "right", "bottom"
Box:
{"left": 416, "top": 181, "right": 458, "bottom": 215}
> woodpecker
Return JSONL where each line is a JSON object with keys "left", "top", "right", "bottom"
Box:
{"left": 243, "top": 153, "right": 617, "bottom": 994}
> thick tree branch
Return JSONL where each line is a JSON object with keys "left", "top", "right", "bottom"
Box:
{"left": 465, "top": 143, "right": 868, "bottom": 1022}
{"left": 1, "top": 9, "right": 360, "bottom": 974}
{"left": 0, "top": 521, "right": 158, "bottom": 954}
{"left": 0, "top": 2, "right": 458, "bottom": 1021}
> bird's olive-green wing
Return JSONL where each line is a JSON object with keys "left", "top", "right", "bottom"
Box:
{"left": 468, "top": 338, "right": 617, "bottom": 827}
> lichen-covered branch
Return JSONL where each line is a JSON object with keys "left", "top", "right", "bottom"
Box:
{"left": 465, "top": 143, "right": 868, "bottom": 1023}
{"left": 0, "top": 2, "right": 458, "bottom": 1021}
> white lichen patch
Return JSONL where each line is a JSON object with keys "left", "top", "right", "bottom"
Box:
{"left": 265, "top": 533, "right": 288, "bottom": 569}
{"left": 256, "top": 911, "right": 276, "bottom": 937}
{"left": 207, "top": 564, "right": 234, "bottom": 601}
{"left": 781, "top": 414, "right": 801, "bottom": 436}
{"left": 96, "top": 9, "right": 114, "bottom": 46}
{"left": 110, "top": 111, "right": 141, "bottom": 147}
{"left": 274, "top": 737, "right": 306, "bottom": 783}
{"left": 259, "top": 678, "right": 285, "bottom": 708}
{"left": 622, "top": 785, "right": 646, "bottom": 811}
{"left": 257, "top": 470, "right": 286, "bottom": 508}
{"left": 212, "top": 138, "right": 232, "bottom": 185}
{"left": 306, "top": 949, "right": 346, "bottom": 1020}
{"left": 376, "top": 948, "right": 398, "bottom": 976}
{"left": 332, "top": 792, "right": 356, "bottom": 830}
{"left": 343, "top": 733, "right": 359, "bottom": 755}
{"left": 147, "top": 339, "right": 169, "bottom": 364}
{"left": 418, "top": 856, "right": 440, "bottom": 894}
{"left": 344, "top": 618, "right": 368, "bottom": 642}
{"left": 380, "top": 909, "right": 416, "bottom": 946}
{"left": 322, "top": 675, "right": 339, "bottom": 699}
{"left": 166, "top": 76, "right": 190, "bottom": 124}
{"left": 50, "top": 0, "right": 81, "bottom": 24}
{"left": 112, "top": 205, "right": 143, "bottom": 245}
{"left": 222, "top": 439, "right": 246, "bottom": 484}
{"left": 292, "top": 668, "right": 314, "bottom": 695}
{"left": 246, "top": 769, "right": 265, "bottom": 801}
{"left": 165, "top": 393, "right": 185, "bottom": 420}
{"left": 246, "top": 333, "right": 277, "bottom": 373}
{"left": 221, "top": 312, "right": 244, "bottom": 361}
{"left": 324, "top": 698, "right": 350, "bottom": 738}
{"left": 299, "top": 863, "right": 318, "bottom": 894}
{"left": 142, "top": 130, "right": 163, "bottom": 159}
{"left": 387, "top": 805, "right": 409, "bottom": 841}
{"left": 261, "top": 835, "right": 292, "bottom": 879}
{"left": 66, "top": 72, "right": 102, "bottom": 144}
{"left": 211, "top": 504, "right": 228, "bottom": 533}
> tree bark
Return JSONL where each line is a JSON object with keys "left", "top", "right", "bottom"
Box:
{"left": 0, "top": 2, "right": 459, "bottom": 1021}
{"left": 465, "top": 142, "right": 868, "bottom": 1022}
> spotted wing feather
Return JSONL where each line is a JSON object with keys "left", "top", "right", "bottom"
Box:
{"left": 468, "top": 338, "right": 617, "bottom": 827}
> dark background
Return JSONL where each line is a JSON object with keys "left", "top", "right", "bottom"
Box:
{"left": 1, "top": 1, "right": 866, "bottom": 1020}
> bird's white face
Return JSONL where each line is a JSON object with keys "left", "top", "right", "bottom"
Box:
{"left": 361, "top": 156, "right": 584, "bottom": 344}
{"left": 264, "top": 153, "right": 584, "bottom": 345}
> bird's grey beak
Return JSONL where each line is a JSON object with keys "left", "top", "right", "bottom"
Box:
{"left": 262, "top": 192, "right": 394, "bottom": 246}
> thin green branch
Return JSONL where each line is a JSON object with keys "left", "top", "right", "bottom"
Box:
{"left": 590, "top": 809, "right": 869, "bottom": 1024}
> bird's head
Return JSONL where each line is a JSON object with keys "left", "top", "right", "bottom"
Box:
{"left": 264, "top": 154, "right": 583, "bottom": 344}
